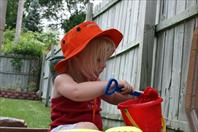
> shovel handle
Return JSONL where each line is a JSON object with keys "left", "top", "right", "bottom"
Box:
{"left": 104, "top": 78, "right": 142, "bottom": 96}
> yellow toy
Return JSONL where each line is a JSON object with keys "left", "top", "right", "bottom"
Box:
{"left": 105, "top": 126, "right": 142, "bottom": 132}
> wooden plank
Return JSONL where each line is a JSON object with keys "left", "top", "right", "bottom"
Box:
{"left": 168, "top": 24, "right": 184, "bottom": 121}
{"left": 127, "top": 0, "right": 134, "bottom": 44}
{"left": 168, "top": 0, "right": 186, "bottom": 122}
{"left": 175, "top": 0, "right": 186, "bottom": 14}
{"left": 116, "top": 0, "right": 124, "bottom": 52}
{"left": 130, "top": 0, "right": 140, "bottom": 42}
{"left": 0, "top": 54, "right": 38, "bottom": 60}
{"left": 156, "top": 4, "right": 198, "bottom": 32}
{"left": 138, "top": 0, "right": 157, "bottom": 89}
{"left": 165, "top": 119, "right": 189, "bottom": 132}
{"left": 101, "top": 112, "right": 122, "bottom": 121}
{"left": 85, "top": 2, "right": 93, "bottom": 21}
{"left": 101, "top": 9, "right": 107, "bottom": 29}
{"left": 167, "top": 0, "right": 176, "bottom": 19}
{"left": 153, "top": 32, "right": 165, "bottom": 95}
{"left": 161, "top": 0, "right": 175, "bottom": 122}
{"left": 135, "top": 0, "right": 146, "bottom": 90}
{"left": 39, "top": 54, "right": 46, "bottom": 96}
{"left": 161, "top": 28, "right": 174, "bottom": 120}
{"left": 118, "top": 1, "right": 128, "bottom": 80}
{"left": 45, "top": 45, "right": 54, "bottom": 106}
{"left": 109, "top": 5, "right": 116, "bottom": 27}
{"left": 111, "top": 42, "right": 139, "bottom": 58}
{"left": 119, "top": 54, "right": 126, "bottom": 80}
{"left": 0, "top": 71, "right": 35, "bottom": 76}
{"left": 151, "top": 36, "right": 158, "bottom": 87}
{"left": 125, "top": 49, "right": 134, "bottom": 84}
{"left": 110, "top": 1, "right": 122, "bottom": 86}
{"left": 159, "top": 0, "right": 166, "bottom": 22}
{"left": 93, "top": 0, "right": 121, "bottom": 19}
{"left": 106, "top": 9, "right": 111, "bottom": 28}
{"left": 151, "top": 0, "right": 161, "bottom": 87}
{"left": 186, "top": 0, "right": 197, "bottom": 9}
{"left": 179, "top": 19, "right": 195, "bottom": 122}
{"left": 0, "top": 127, "right": 48, "bottom": 132}
{"left": 131, "top": 48, "right": 138, "bottom": 87}
{"left": 120, "top": 0, "right": 129, "bottom": 49}
{"left": 124, "top": 0, "right": 133, "bottom": 48}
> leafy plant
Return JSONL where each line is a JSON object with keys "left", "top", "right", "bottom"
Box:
{"left": 27, "top": 81, "right": 38, "bottom": 92}
{"left": 6, "top": 0, "right": 87, "bottom": 32}
{"left": 62, "top": 11, "right": 86, "bottom": 33}
{"left": 2, "top": 29, "right": 59, "bottom": 57}
{"left": 10, "top": 58, "right": 22, "bottom": 71}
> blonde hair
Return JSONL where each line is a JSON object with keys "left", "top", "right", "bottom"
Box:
{"left": 66, "top": 36, "right": 115, "bottom": 82}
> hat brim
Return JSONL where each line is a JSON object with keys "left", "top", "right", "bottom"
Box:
{"left": 55, "top": 28, "right": 123, "bottom": 72}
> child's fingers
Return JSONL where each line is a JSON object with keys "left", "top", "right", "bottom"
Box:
{"left": 120, "top": 86, "right": 131, "bottom": 94}
{"left": 119, "top": 81, "right": 134, "bottom": 95}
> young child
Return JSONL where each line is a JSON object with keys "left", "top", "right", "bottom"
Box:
{"left": 50, "top": 21, "right": 135, "bottom": 132}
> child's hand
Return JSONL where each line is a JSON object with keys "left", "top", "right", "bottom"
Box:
{"left": 119, "top": 80, "right": 134, "bottom": 95}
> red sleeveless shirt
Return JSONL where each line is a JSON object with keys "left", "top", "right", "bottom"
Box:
{"left": 50, "top": 96, "right": 103, "bottom": 130}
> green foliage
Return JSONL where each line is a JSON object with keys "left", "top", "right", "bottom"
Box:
{"left": 6, "top": 0, "right": 87, "bottom": 32}
{"left": 2, "top": 29, "right": 59, "bottom": 57}
{"left": 6, "top": 0, "right": 43, "bottom": 32}
{"left": 10, "top": 58, "right": 22, "bottom": 72}
{"left": 6, "top": 0, "right": 18, "bottom": 29}
{"left": 62, "top": 11, "right": 86, "bottom": 33}
{"left": 61, "top": 0, "right": 87, "bottom": 33}
{"left": 27, "top": 81, "right": 38, "bottom": 92}
{"left": 23, "top": 0, "right": 43, "bottom": 32}
{"left": 65, "top": 0, "right": 88, "bottom": 14}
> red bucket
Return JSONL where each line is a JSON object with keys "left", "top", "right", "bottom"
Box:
{"left": 118, "top": 96, "right": 163, "bottom": 132}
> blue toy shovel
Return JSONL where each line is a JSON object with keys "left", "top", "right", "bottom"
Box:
{"left": 104, "top": 78, "right": 143, "bottom": 96}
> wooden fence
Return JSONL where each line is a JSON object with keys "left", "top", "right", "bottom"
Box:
{"left": 0, "top": 53, "right": 41, "bottom": 92}
{"left": 93, "top": 0, "right": 157, "bottom": 129}
{"left": 152, "top": 0, "right": 198, "bottom": 131}
{"left": 40, "top": 0, "right": 198, "bottom": 131}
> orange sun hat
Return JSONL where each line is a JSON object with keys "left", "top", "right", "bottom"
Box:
{"left": 55, "top": 21, "right": 123, "bottom": 73}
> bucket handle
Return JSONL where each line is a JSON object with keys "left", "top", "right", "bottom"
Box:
{"left": 162, "top": 116, "right": 166, "bottom": 132}
{"left": 123, "top": 109, "right": 166, "bottom": 132}
{"left": 123, "top": 109, "right": 140, "bottom": 128}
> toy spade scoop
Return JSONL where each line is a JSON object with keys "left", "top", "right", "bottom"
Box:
{"left": 104, "top": 78, "right": 143, "bottom": 96}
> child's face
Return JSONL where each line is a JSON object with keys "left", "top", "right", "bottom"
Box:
{"left": 76, "top": 37, "right": 115, "bottom": 81}
{"left": 95, "top": 57, "right": 106, "bottom": 77}
{"left": 77, "top": 55, "right": 107, "bottom": 81}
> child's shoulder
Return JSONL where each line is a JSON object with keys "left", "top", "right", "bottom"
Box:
{"left": 54, "top": 73, "right": 73, "bottom": 83}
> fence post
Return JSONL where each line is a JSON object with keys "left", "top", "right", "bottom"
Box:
{"left": 38, "top": 54, "right": 46, "bottom": 97}
{"left": 137, "top": 0, "right": 157, "bottom": 90}
{"left": 45, "top": 44, "right": 54, "bottom": 107}
{"left": 85, "top": 0, "right": 93, "bottom": 21}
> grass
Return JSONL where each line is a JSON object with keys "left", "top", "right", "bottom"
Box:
{"left": 0, "top": 97, "right": 51, "bottom": 128}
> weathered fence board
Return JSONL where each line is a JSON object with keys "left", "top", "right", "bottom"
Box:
{"left": 0, "top": 54, "right": 40, "bottom": 92}
{"left": 152, "top": 0, "right": 198, "bottom": 131}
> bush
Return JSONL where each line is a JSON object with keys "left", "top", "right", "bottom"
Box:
{"left": 2, "top": 29, "right": 59, "bottom": 57}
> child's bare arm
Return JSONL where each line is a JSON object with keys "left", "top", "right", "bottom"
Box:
{"left": 54, "top": 74, "right": 108, "bottom": 101}
{"left": 102, "top": 93, "right": 135, "bottom": 105}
